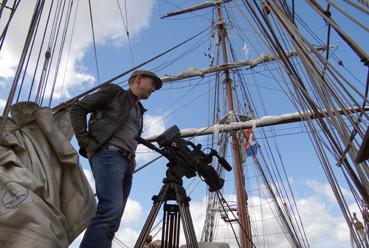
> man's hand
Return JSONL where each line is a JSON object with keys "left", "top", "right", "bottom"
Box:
{"left": 86, "top": 149, "right": 93, "bottom": 159}
{"left": 131, "top": 159, "right": 136, "bottom": 173}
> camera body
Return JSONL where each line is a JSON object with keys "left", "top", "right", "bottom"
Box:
{"left": 157, "top": 125, "right": 230, "bottom": 192}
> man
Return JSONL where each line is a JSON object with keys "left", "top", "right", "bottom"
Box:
{"left": 69, "top": 70, "right": 162, "bottom": 248}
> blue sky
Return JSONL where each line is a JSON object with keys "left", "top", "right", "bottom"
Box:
{"left": 1, "top": 1, "right": 368, "bottom": 247}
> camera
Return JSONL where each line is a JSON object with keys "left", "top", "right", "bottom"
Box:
{"left": 155, "top": 125, "right": 232, "bottom": 192}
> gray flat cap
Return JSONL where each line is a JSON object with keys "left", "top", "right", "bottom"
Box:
{"left": 129, "top": 70, "right": 162, "bottom": 90}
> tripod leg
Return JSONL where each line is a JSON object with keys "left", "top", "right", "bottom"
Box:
{"left": 162, "top": 204, "right": 181, "bottom": 248}
{"left": 134, "top": 201, "right": 163, "bottom": 248}
{"left": 178, "top": 202, "right": 199, "bottom": 248}
{"left": 174, "top": 207, "right": 180, "bottom": 247}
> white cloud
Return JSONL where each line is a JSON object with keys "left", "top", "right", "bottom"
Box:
{"left": 0, "top": 49, "right": 18, "bottom": 80}
{"left": 105, "top": 198, "right": 144, "bottom": 247}
{"left": 334, "top": 221, "right": 350, "bottom": 242}
{"left": 122, "top": 198, "right": 143, "bottom": 224}
{"left": 0, "top": 80, "right": 6, "bottom": 89}
{"left": 69, "top": 197, "right": 144, "bottom": 248}
{"left": 136, "top": 113, "right": 166, "bottom": 163}
{"left": 143, "top": 113, "right": 167, "bottom": 137}
{"left": 113, "top": 227, "right": 140, "bottom": 248}
{"left": 127, "top": 197, "right": 209, "bottom": 247}
{"left": 177, "top": 192, "right": 351, "bottom": 248}
{"left": 305, "top": 179, "right": 352, "bottom": 204}
{"left": 0, "top": 0, "right": 154, "bottom": 103}
{"left": 0, "top": 99, "right": 5, "bottom": 113}
{"left": 189, "top": 198, "right": 207, "bottom": 237}
{"left": 305, "top": 180, "right": 336, "bottom": 202}
{"left": 69, "top": 231, "right": 84, "bottom": 248}
{"left": 297, "top": 196, "right": 350, "bottom": 247}
{"left": 82, "top": 170, "right": 143, "bottom": 224}
{"left": 68, "top": 188, "right": 352, "bottom": 248}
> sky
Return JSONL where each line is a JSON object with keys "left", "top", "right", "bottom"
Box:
{"left": 0, "top": 0, "right": 368, "bottom": 248}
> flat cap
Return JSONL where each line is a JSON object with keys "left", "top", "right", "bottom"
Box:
{"left": 129, "top": 70, "right": 162, "bottom": 90}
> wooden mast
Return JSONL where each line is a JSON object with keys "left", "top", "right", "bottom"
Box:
{"left": 215, "top": 3, "right": 252, "bottom": 248}
{"left": 162, "top": 1, "right": 252, "bottom": 246}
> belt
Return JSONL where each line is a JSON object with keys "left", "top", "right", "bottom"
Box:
{"left": 106, "top": 144, "right": 135, "bottom": 160}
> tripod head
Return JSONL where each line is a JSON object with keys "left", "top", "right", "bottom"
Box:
{"left": 137, "top": 125, "right": 232, "bottom": 192}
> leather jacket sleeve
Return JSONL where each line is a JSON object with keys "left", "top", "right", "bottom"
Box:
{"left": 69, "top": 83, "right": 121, "bottom": 152}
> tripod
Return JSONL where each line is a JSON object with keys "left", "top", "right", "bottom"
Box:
{"left": 134, "top": 167, "right": 199, "bottom": 248}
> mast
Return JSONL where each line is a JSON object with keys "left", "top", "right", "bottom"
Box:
{"left": 215, "top": 3, "right": 252, "bottom": 248}
{"left": 162, "top": 1, "right": 252, "bottom": 246}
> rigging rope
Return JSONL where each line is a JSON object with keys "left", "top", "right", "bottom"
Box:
{"left": 16, "top": 0, "right": 45, "bottom": 103}
{"left": 150, "top": 34, "right": 210, "bottom": 73}
{"left": 39, "top": 0, "right": 69, "bottom": 106}
{"left": 307, "top": 0, "right": 369, "bottom": 66}
{"left": 270, "top": 0, "right": 368, "bottom": 182}
{"left": 254, "top": 1, "right": 369, "bottom": 245}
{"left": 0, "top": 0, "right": 21, "bottom": 50}
{"left": 216, "top": 190, "right": 255, "bottom": 248}
{"left": 343, "top": 0, "right": 369, "bottom": 15}
{"left": 357, "top": 0, "right": 369, "bottom": 8}
{"left": 276, "top": 144, "right": 310, "bottom": 245}
{"left": 193, "top": 3, "right": 310, "bottom": 244}
{"left": 3, "top": 1, "right": 367, "bottom": 246}
{"left": 35, "top": 0, "right": 66, "bottom": 104}
{"left": 113, "top": 237, "right": 130, "bottom": 248}
{"left": 88, "top": 0, "right": 101, "bottom": 82}
{"left": 116, "top": 0, "right": 135, "bottom": 66}
{"left": 1, "top": 0, "right": 45, "bottom": 136}
{"left": 48, "top": 0, "right": 74, "bottom": 107}
{"left": 52, "top": 26, "right": 210, "bottom": 112}
{"left": 327, "top": 0, "right": 369, "bottom": 34}
{"left": 201, "top": 48, "right": 225, "bottom": 242}
{"left": 0, "top": 0, "right": 9, "bottom": 19}
{"left": 262, "top": 1, "right": 360, "bottom": 158}
{"left": 230, "top": 0, "right": 366, "bottom": 245}
{"left": 59, "top": 0, "right": 80, "bottom": 100}
{"left": 242, "top": 127, "right": 308, "bottom": 247}
{"left": 323, "top": 3, "right": 332, "bottom": 75}
{"left": 141, "top": 78, "right": 212, "bottom": 128}
{"left": 27, "top": 0, "right": 56, "bottom": 101}
{"left": 233, "top": 2, "right": 306, "bottom": 245}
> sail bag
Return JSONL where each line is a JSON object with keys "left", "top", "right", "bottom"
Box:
{"left": 0, "top": 102, "right": 96, "bottom": 248}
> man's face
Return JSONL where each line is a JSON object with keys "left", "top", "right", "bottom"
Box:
{"left": 137, "top": 76, "right": 156, "bottom": 99}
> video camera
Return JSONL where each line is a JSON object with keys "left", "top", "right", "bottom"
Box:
{"left": 138, "top": 125, "right": 232, "bottom": 192}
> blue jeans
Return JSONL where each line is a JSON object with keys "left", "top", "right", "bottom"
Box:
{"left": 80, "top": 145, "right": 133, "bottom": 248}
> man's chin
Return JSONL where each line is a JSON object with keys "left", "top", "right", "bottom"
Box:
{"left": 141, "top": 95, "right": 150, "bottom": 100}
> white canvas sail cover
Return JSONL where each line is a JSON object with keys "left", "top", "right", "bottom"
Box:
{"left": 0, "top": 102, "right": 96, "bottom": 248}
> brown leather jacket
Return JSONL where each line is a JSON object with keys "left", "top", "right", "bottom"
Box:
{"left": 69, "top": 83, "right": 146, "bottom": 158}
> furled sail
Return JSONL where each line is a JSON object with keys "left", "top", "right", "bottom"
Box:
{"left": 0, "top": 102, "right": 95, "bottom": 248}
